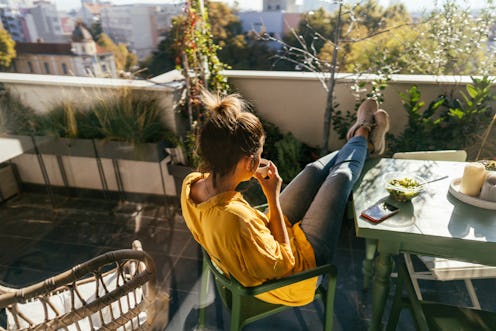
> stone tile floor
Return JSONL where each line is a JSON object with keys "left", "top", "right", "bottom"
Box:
{"left": 1, "top": 191, "right": 495, "bottom": 330}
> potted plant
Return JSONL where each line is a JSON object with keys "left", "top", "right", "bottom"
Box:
{"left": 0, "top": 88, "right": 180, "bottom": 196}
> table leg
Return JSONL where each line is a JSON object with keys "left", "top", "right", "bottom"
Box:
{"left": 362, "top": 238, "right": 377, "bottom": 290}
{"left": 369, "top": 251, "right": 393, "bottom": 331}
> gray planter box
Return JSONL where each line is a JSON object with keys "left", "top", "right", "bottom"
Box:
{"left": 0, "top": 163, "right": 19, "bottom": 201}
{"left": 6, "top": 135, "right": 174, "bottom": 162}
{"left": 167, "top": 163, "right": 194, "bottom": 197}
{"left": 7, "top": 135, "right": 178, "bottom": 196}
{"left": 95, "top": 140, "right": 171, "bottom": 162}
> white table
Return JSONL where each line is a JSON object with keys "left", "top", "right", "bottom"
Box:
{"left": 352, "top": 158, "right": 496, "bottom": 331}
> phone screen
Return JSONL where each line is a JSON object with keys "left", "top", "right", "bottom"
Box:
{"left": 361, "top": 202, "right": 399, "bottom": 223}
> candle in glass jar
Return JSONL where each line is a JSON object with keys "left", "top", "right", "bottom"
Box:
{"left": 460, "top": 162, "right": 486, "bottom": 196}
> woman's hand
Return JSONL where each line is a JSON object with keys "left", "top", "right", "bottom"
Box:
{"left": 254, "top": 161, "right": 289, "bottom": 245}
{"left": 254, "top": 161, "right": 282, "bottom": 201}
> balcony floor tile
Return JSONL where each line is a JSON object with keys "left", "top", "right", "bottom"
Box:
{"left": 1, "top": 192, "right": 494, "bottom": 330}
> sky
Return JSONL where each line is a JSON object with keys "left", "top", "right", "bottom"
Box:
{"left": 52, "top": 0, "right": 489, "bottom": 12}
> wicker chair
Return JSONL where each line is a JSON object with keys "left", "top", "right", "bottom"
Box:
{"left": 0, "top": 240, "right": 158, "bottom": 331}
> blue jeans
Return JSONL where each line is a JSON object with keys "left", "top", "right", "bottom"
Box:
{"left": 280, "top": 136, "right": 368, "bottom": 266}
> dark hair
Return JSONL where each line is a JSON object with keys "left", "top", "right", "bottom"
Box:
{"left": 197, "top": 90, "right": 265, "bottom": 180}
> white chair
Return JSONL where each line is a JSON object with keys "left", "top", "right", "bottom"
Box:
{"left": 393, "top": 150, "right": 496, "bottom": 309}
{"left": 392, "top": 150, "right": 468, "bottom": 162}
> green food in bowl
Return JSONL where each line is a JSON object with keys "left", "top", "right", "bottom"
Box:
{"left": 478, "top": 160, "right": 496, "bottom": 171}
{"left": 386, "top": 177, "right": 422, "bottom": 202}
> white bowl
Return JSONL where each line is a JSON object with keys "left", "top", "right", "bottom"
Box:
{"left": 383, "top": 171, "right": 426, "bottom": 202}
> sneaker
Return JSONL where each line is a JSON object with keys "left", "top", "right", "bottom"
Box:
{"left": 346, "top": 98, "right": 378, "bottom": 140}
{"left": 370, "top": 109, "right": 390, "bottom": 155}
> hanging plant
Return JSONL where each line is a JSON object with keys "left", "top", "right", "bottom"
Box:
{"left": 178, "top": 0, "right": 230, "bottom": 128}
{"left": 171, "top": 0, "right": 231, "bottom": 166}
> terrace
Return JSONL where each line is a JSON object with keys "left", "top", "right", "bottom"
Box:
{"left": 0, "top": 71, "right": 495, "bottom": 330}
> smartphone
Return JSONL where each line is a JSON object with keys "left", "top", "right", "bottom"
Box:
{"left": 361, "top": 201, "right": 400, "bottom": 223}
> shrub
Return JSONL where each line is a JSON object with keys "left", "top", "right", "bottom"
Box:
{"left": 0, "top": 88, "right": 178, "bottom": 146}
{"left": 389, "top": 76, "right": 496, "bottom": 159}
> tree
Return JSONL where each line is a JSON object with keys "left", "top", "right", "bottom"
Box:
{"left": 144, "top": 1, "right": 275, "bottom": 76}
{"left": 206, "top": 1, "right": 242, "bottom": 44}
{"left": 143, "top": 16, "right": 184, "bottom": 77}
{"left": 0, "top": 28, "right": 16, "bottom": 70}
{"left": 281, "top": 7, "right": 333, "bottom": 58}
{"left": 89, "top": 21, "right": 102, "bottom": 40}
{"left": 96, "top": 33, "right": 138, "bottom": 73}
{"left": 263, "top": 0, "right": 496, "bottom": 153}
{"left": 400, "top": 0, "right": 496, "bottom": 76}
{"left": 265, "top": 0, "right": 413, "bottom": 153}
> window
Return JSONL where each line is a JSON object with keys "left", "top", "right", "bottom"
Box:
{"left": 44, "top": 62, "right": 50, "bottom": 74}
{"left": 62, "top": 63, "right": 68, "bottom": 75}
{"left": 84, "top": 66, "right": 94, "bottom": 76}
{"left": 101, "top": 64, "right": 108, "bottom": 72}
{"left": 28, "top": 61, "right": 33, "bottom": 73}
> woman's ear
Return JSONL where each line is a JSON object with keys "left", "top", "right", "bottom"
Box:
{"left": 245, "top": 155, "right": 256, "bottom": 172}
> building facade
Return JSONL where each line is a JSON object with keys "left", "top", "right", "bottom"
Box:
{"left": 0, "top": 6, "right": 26, "bottom": 42}
{"left": 238, "top": 11, "right": 302, "bottom": 41}
{"left": 28, "top": 0, "right": 66, "bottom": 42}
{"left": 13, "top": 23, "right": 116, "bottom": 78}
{"left": 78, "top": 1, "right": 111, "bottom": 28}
{"left": 100, "top": 2, "right": 183, "bottom": 60}
{"left": 263, "top": 0, "right": 300, "bottom": 12}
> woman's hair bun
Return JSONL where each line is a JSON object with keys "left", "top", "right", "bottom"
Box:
{"left": 201, "top": 90, "right": 246, "bottom": 117}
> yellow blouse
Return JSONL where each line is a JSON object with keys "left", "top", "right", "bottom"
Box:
{"left": 181, "top": 172, "right": 317, "bottom": 306}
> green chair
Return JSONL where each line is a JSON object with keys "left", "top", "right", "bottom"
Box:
{"left": 386, "top": 256, "right": 496, "bottom": 331}
{"left": 200, "top": 247, "right": 337, "bottom": 331}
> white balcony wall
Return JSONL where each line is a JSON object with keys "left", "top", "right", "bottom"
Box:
{"left": 225, "top": 71, "right": 496, "bottom": 151}
{"left": 3, "top": 71, "right": 493, "bottom": 151}
{"left": 1, "top": 71, "right": 494, "bottom": 197}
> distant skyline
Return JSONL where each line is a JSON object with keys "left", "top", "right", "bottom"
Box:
{"left": 53, "top": 0, "right": 489, "bottom": 12}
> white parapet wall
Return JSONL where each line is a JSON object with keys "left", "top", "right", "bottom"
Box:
{"left": 224, "top": 70, "right": 496, "bottom": 151}
{"left": 1, "top": 71, "right": 494, "bottom": 197}
{"left": 3, "top": 70, "right": 493, "bottom": 151}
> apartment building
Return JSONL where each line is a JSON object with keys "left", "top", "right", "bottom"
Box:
{"left": 78, "top": 1, "right": 111, "bottom": 28}
{"left": 13, "top": 23, "right": 116, "bottom": 78}
{"left": 0, "top": 6, "right": 26, "bottom": 42}
{"left": 100, "top": 2, "right": 183, "bottom": 60}
{"left": 239, "top": 0, "right": 303, "bottom": 43}
{"left": 263, "top": 0, "right": 300, "bottom": 12}
{"left": 28, "top": 0, "right": 66, "bottom": 42}
{"left": 238, "top": 11, "right": 302, "bottom": 40}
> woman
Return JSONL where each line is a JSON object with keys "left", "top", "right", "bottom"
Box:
{"left": 181, "top": 90, "right": 389, "bottom": 306}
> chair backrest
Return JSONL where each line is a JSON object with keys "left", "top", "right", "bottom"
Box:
{"left": 0, "top": 240, "right": 157, "bottom": 331}
{"left": 392, "top": 150, "right": 467, "bottom": 162}
{"left": 201, "top": 248, "right": 337, "bottom": 331}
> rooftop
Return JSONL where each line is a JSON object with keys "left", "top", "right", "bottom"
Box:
{"left": 1, "top": 188, "right": 495, "bottom": 330}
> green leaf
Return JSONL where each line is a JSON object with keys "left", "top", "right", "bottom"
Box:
{"left": 423, "top": 96, "right": 444, "bottom": 118}
{"left": 466, "top": 84, "right": 478, "bottom": 99}
{"left": 448, "top": 108, "right": 464, "bottom": 120}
